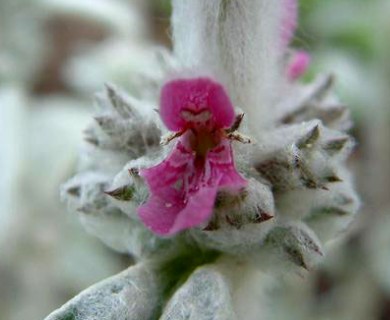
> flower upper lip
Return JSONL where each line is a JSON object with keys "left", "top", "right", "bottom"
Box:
{"left": 159, "top": 77, "right": 235, "bottom": 132}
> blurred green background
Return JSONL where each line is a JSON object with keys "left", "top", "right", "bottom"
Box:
{"left": 0, "top": 0, "right": 389, "bottom": 319}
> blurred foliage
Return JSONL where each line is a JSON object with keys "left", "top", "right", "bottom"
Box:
{"left": 295, "top": 0, "right": 383, "bottom": 118}
{"left": 150, "top": 0, "right": 171, "bottom": 15}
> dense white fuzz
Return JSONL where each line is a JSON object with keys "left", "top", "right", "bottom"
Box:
{"left": 172, "top": 0, "right": 284, "bottom": 132}
{"left": 160, "top": 265, "right": 237, "bottom": 320}
{"left": 45, "top": 264, "right": 162, "bottom": 320}
{"left": 190, "top": 178, "right": 275, "bottom": 254}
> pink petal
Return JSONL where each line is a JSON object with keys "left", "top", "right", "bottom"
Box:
{"left": 287, "top": 51, "right": 311, "bottom": 81}
{"left": 160, "top": 77, "right": 235, "bottom": 132}
{"left": 207, "top": 139, "right": 247, "bottom": 191}
{"left": 139, "top": 140, "right": 194, "bottom": 197}
{"left": 138, "top": 141, "right": 195, "bottom": 235}
{"left": 137, "top": 194, "right": 185, "bottom": 235}
{"left": 167, "top": 186, "right": 219, "bottom": 235}
{"left": 281, "top": 0, "right": 298, "bottom": 50}
{"left": 138, "top": 184, "right": 220, "bottom": 236}
{"left": 137, "top": 138, "right": 246, "bottom": 236}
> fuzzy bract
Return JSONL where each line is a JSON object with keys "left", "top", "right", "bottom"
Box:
{"left": 138, "top": 77, "right": 247, "bottom": 236}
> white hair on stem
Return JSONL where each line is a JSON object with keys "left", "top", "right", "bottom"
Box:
{"left": 172, "top": 0, "right": 285, "bottom": 134}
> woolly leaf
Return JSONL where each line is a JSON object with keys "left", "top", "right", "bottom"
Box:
{"left": 44, "top": 264, "right": 162, "bottom": 320}
{"left": 160, "top": 265, "right": 237, "bottom": 320}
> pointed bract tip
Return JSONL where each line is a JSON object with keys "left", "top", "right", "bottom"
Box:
{"left": 128, "top": 168, "right": 140, "bottom": 177}
{"left": 67, "top": 186, "right": 80, "bottom": 197}
{"left": 104, "top": 185, "right": 134, "bottom": 201}
{"left": 297, "top": 124, "right": 320, "bottom": 149}
{"left": 254, "top": 209, "right": 274, "bottom": 223}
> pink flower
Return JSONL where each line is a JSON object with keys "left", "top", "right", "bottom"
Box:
{"left": 287, "top": 50, "right": 311, "bottom": 81}
{"left": 137, "top": 77, "right": 247, "bottom": 236}
{"left": 281, "top": 0, "right": 311, "bottom": 80}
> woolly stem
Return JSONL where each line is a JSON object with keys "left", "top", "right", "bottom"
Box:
{"left": 171, "top": 0, "right": 285, "bottom": 132}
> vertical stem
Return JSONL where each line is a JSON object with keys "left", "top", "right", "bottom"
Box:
{"left": 171, "top": 0, "right": 285, "bottom": 133}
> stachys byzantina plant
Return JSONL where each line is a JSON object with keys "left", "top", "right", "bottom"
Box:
{"left": 46, "top": 1, "right": 360, "bottom": 319}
